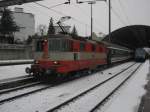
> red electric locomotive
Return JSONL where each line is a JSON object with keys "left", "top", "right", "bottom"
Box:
{"left": 26, "top": 34, "right": 108, "bottom": 77}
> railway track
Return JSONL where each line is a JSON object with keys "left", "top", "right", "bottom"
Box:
{"left": 0, "top": 75, "right": 78, "bottom": 104}
{"left": 47, "top": 63, "right": 142, "bottom": 112}
{"left": 0, "top": 75, "right": 35, "bottom": 90}
{"left": 0, "top": 82, "right": 52, "bottom": 104}
{"left": 0, "top": 75, "right": 33, "bottom": 85}
{"left": 0, "top": 62, "right": 135, "bottom": 106}
{"left": 0, "top": 60, "right": 127, "bottom": 91}
{"left": 0, "top": 76, "right": 48, "bottom": 104}
{"left": 0, "top": 81, "right": 41, "bottom": 95}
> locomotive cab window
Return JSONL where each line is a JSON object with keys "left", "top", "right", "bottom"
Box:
{"left": 36, "top": 40, "right": 44, "bottom": 52}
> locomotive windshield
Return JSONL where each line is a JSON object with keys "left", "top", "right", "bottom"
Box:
{"left": 36, "top": 40, "right": 44, "bottom": 52}
{"left": 135, "top": 48, "right": 145, "bottom": 55}
{"left": 48, "top": 38, "right": 72, "bottom": 52}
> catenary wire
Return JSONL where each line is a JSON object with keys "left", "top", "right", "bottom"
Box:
{"left": 106, "top": 1, "right": 127, "bottom": 26}
{"left": 34, "top": 2, "right": 102, "bottom": 33}
{"left": 117, "top": 0, "right": 131, "bottom": 25}
{"left": 73, "top": 4, "right": 107, "bottom": 32}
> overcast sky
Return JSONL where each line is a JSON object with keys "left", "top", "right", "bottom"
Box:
{"left": 10, "top": 0, "right": 150, "bottom": 36}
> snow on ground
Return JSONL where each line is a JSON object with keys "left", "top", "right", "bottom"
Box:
{"left": 102, "top": 60, "right": 149, "bottom": 112}
{"left": 0, "top": 64, "right": 31, "bottom": 80}
{"left": 0, "top": 62, "right": 134, "bottom": 112}
{"left": 58, "top": 64, "right": 140, "bottom": 112}
{"left": 0, "top": 84, "right": 47, "bottom": 101}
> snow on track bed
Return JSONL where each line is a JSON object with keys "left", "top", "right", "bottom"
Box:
{"left": 47, "top": 63, "right": 141, "bottom": 112}
{"left": 0, "top": 81, "right": 41, "bottom": 95}
{"left": 0, "top": 75, "right": 33, "bottom": 86}
{"left": 0, "top": 62, "right": 135, "bottom": 112}
{"left": 0, "top": 83, "right": 52, "bottom": 104}
{"left": 0, "top": 75, "right": 37, "bottom": 93}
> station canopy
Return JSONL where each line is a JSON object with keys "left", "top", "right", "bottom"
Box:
{"left": 0, "top": 0, "right": 42, "bottom": 7}
{"left": 103, "top": 25, "right": 150, "bottom": 50}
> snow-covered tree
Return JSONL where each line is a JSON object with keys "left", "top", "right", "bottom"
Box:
{"left": 71, "top": 25, "right": 78, "bottom": 36}
{"left": 47, "top": 17, "right": 55, "bottom": 35}
{"left": 0, "top": 8, "right": 19, "bottom": 36}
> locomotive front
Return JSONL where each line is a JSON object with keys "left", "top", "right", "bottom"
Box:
{"left": 25, "top": 38, "right": 54, "bottom": 76}
{"left": 26, "top": 35, "right": 76, "bottom": 77}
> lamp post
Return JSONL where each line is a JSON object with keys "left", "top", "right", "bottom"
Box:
{"left": 76, "top": 1, "right": 96, "bottom": 40}
{"left": 76, "top": 0, "right": 106, "bottom": 40}
{"left": 88, "top": 1, "right": 95, "bottom": 40}
{"left": 108, "top": 0, "right": 111, "bottom": 42}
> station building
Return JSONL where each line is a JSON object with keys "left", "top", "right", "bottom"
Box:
{"left": 13, "top": 7, "right": 35, "bottom": 42}
{"left": 0, "top": 7, "right": 35, "bottom": 42}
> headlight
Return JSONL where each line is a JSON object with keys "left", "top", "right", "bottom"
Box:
{"left": 53, "top": 61, "right": 58, "bottom": 65}
{"left": 44, "top": 39, "right": 48, "bottom": 42}
{"left": 34, "top": 60, "right": 39, "bottom": 64}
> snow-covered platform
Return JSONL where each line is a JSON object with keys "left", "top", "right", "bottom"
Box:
{"left": 0, "top": 60, "right": 33, "bottom": 66}
{"left": 138, "top": 60, "right": 150, "bottom": 112}
{"left": 103, "top": 60, "right": 149, "bottom": 112}
{"left": 0, "top": 64, "right": 31, "bottom": 80}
